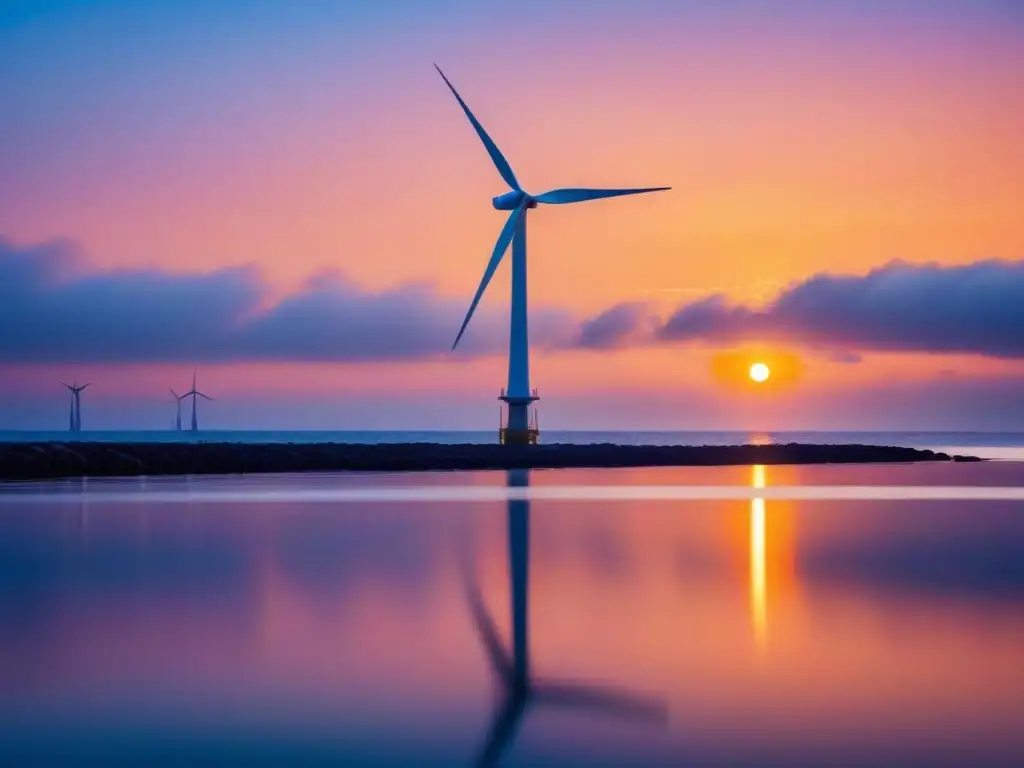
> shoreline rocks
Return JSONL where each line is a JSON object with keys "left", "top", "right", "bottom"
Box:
{"left": 0, "top": 441, "right": 979, "bottom": 482}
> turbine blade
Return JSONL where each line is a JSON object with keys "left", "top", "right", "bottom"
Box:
{"left": 169, "top": 388, "right": 178, "bottom": 398}
{"left": 80, "top": 383, "right": 91, "bottom": 390}
{"left": 434, "top": 64, "right": 520, "bottom": 191}
{"left": 60, "top": 381, "right": 71, "bottom": 390}
{"left": 458, "top": 552, "right": 513, "bottom": 681}
{"left": 196, "top": 392, "right": 214, "bottom": 401}
{"left": 532, "top": 679, "right": 668, "bottom": 723}
{"left": 475, "top": 695, "right": 528, "bottom": 768}
{"left": 533, "top": 186, "right": 670, "bottom": 205}
{"left": 452, "top": 205, "right": 525, "bottom": 351}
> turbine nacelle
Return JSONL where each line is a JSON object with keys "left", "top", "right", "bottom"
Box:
{"left": 492, "top": 190, "right": 535, "bottom": 211}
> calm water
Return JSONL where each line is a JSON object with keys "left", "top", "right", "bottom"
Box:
{"left": 2, "top": 463, "right": 1024, "bottom": 766}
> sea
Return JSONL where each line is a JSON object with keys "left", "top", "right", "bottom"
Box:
{"left": 1, "top": 434, "right": 1023, "bottom": 765}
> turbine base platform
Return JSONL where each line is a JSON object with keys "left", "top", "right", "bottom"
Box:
{"left": 499, "top": 427, "right": 539, "bottom": 446}
{"left": 498, "top": 389, "right": 540, "bottom": 445}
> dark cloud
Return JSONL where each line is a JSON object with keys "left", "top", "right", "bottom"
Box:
{"left": 0, "top": 238, "right": 575, "bottom": 363}
{"left": 236, "top": 273, "right": 576, "bottom": 362}
{"left": 575, "top": 301, "right": 656, "bottom": 349}
{"left": 7, "top": 240, "right": 1024, "bottom": 366}
{"left": 657, "top": 260, "right": 1024, "bottom": 359}
{"left": 0, "top": 239, "right": 259, "bottom": 363}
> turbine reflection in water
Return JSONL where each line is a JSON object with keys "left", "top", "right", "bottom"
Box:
{"left": 750, "top": 464, "right": 768, "bottom": 650}
{"left": 460, "top": 469, "right": 668, "bottom": 767}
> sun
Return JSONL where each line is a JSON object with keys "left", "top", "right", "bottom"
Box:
{"left": 749, "top": 362, "right": 771, "bottom": 383}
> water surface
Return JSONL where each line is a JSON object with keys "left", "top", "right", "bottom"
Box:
{"left": 1, "top": 464, "right": 1022, "bottom": 766}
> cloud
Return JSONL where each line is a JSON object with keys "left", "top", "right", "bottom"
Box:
{"left": 656, "top": 260, "right": 1024, "bottom": 359}
{"left": 826, "top": 350, "right": 863, "bottom": 364}
{"left": 236, "top": 272, "right": 576, "bottom": 362}
{"left": 0, "top": 238, "right": 576, "bottom": 363}
{"left": 575, "top": 301, "right": 658, "bottom": 349}
{"left": 8, "top": 239, "right": 1024, "bottom": 366}
{"left": 0, "top": 239, "right": 260, "bottom": 363}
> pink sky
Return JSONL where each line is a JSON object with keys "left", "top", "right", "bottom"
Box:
{"left": 1, "top": 2, "right": 1022, "bottom": 429}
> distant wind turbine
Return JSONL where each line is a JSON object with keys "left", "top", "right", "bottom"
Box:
{"left": 169, "top": 388, "right": 185, "bottom": 431}
{"left": 461, "top": 469, "right": 667, "bottom": 766}
{"left": 436, "top": 65, "right": 669, "bottom": 441}
{"left": 60, "top": 381, "right": 90, "bottom": 432}
{"left": 61, "top": 382, "right": 75, "bottom": 431}
{"left": 182, "top": 371, "right": 214, "bottom": 432}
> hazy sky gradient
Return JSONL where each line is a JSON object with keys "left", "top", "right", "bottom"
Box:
{"left": 1, "top": 0, "right": 1022, "bottom": 429}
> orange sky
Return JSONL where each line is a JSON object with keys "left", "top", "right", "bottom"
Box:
{"left": 1, "top": 2, "right": 1022, "bottom": 427}
{"left": 5, "top": 21, "right": 1020, "bottom": 309}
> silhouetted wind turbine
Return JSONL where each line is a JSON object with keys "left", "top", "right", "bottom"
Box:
{"left": 168, "top": 388, "right": 185, "bottom": 431}
{"left": 73, "top": 383, "right": 90, "bottom": 431}
{"left": 461, "top": 469, "right": 668, "bottom": 767}
{"left": 436, "top": 65, "right": 669, "bottom": 439}
{"left": 60, "top": 381, "right": 90, "bottom": 432}
{"left": 61, "top": 382, "right": 75, "bottom": 431}
{"left": 182, "top": 371, "right": 214, "bottom": 432}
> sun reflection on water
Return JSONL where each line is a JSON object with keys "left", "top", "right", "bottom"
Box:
{"left": 750, "top": 464, "right": 767, "bottom": 650}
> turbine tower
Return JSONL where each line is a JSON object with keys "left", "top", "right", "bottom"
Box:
{"left": 60, "top": 381, "right": 90, "bottom": 432}
{"left": 436, "top": 65, "right": 669, "bottom": 444}
{"left": 182, "top": 371, "right": 214, "bottom": 432}
{"left": 169, "top": 388, "right": 185, "bottom": 431}
{"left": 461, "top": 469, "right": 667, "bottom": 766}
{"left": 61, "top": 382, "right": 75, "bottom": 431}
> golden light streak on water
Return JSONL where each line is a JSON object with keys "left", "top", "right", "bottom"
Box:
{"left": 750, "top": 464, "right": 767, "bottom": 650}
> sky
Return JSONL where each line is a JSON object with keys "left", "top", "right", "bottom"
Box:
{"left": 1, "top": 0, "right": 1023, "bottom": 430}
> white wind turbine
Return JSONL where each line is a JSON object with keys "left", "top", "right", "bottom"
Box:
{"left": 182, "top": 371, "right": 214, "bottom": 432}
{"left": 436, "top": 65, "right": 669, "bottom": 439}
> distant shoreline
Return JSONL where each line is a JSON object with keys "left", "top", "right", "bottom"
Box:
{"left": 0, "top": 442, "right": 981, "bottom": 482}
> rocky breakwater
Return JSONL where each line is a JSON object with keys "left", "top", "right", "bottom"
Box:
{"left": 0, "top": 442, "right": 980, "bottom": 482}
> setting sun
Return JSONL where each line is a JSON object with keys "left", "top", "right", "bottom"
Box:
{"left": 749, "top": 362, "right": 771, "bottom": 383}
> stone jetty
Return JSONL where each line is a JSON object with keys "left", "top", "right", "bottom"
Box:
{"left": 0, "top": 441, "right": 979, "bottom": 482}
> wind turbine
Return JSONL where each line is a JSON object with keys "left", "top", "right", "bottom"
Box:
{"left": 60, "top": 381, "right": 90, "bottom": 432}
{"left": 461, "top": 469, "right": 667, "bottom": 766}
{"left": 168, "top": 388, "right": 185, "bottom": 431}
{"left": 61, "top": 382, "right": 75, "bottom": 431}
{"left": 436, "top": 65, "right": 669, "bottom": 442}
{"left": 182, "top": 371, "right": 214, "bottom": 432}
